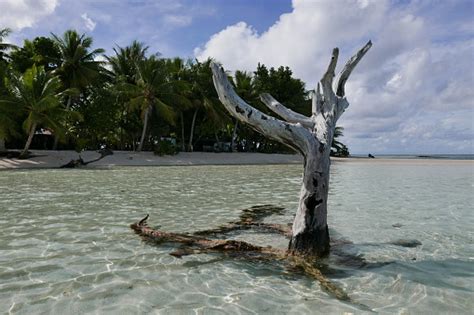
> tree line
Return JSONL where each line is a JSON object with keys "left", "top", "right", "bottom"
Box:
{"left": 0, "top": 28, "right": 349, "bottom": 158}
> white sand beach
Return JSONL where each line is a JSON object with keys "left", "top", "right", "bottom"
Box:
{"left": 0, "top": 150, "right": 303, "bottom": 169}
{"left": 0, "top": 150, "right": 471, "bottom": 169}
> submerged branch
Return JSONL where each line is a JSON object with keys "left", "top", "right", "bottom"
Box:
{"left": 130, "top": 213, "right": 371, "bottom": 310}
{"left": 194, "top": 205, "right": 291, "bottom": 237}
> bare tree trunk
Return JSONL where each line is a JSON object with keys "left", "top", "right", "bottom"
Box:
{"left": 211, "top": 41, "right": 371, "bottom": 258}
{"left": 20, "top": 123, "right": 37, "bottom": 159}
{"left": 180, "top": 112, "right": 185, "bottom": 151}
{"left": 137, "top": 105, "right": 151, "bottom": 152}
{"left": 188, "top": 108, "right": 198, "bottom": 152}
{"left": 231, "top": 120, "right": 239, "bottom": 152}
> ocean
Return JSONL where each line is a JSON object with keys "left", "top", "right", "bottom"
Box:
{"left": 0, "top": 160, "right": 472, "bottom": 313}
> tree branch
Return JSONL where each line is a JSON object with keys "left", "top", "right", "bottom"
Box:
{"left": 321, "top": 48, "right": 339, "bottom": 92}
{"left": 260, "top": 93, "right": 313, "bottom": 129}
{"left": 311, "top": 83, "right": 323, "bottom": 115}
{"left": 336, "top": 40, "right": 372, "bottom": 97}
{"left": 211, "top": 62, "right": 313, "bottom": 154}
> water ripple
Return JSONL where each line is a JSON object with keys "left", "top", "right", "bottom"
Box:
{"left": 0, "top": 164, "right": 472, "bottom": 313}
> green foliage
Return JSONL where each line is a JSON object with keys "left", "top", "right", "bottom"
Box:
{"left": 154, "top": 139, "right": 178, "bottom": 156}
{"left": 0, "top": 64, "right": 66, "bottom": 154}
{"left": 73, "top": 84, "right": 122, "bottom": 149}
{"left": 4, "top": 65, "right": 64, "bottom": 131}
{"left": 52, "top": 30, "right": 105, "bottom": 92}
{"left": 331, "top": 127, "right": 350, "bottom": 157}
{"left": 10, "top": 37, "right": 60, "bottom": 72}
{"left": 0, "top": 29, "right": 350, "bottom": 154}
{"left": 253, "top": 63, "right": 310, "bottom": 116}
{"left": 0, "top": 28, "right": 16, "bottom": 62}
{"left": 107, "top": 40, "right": 148, "bottom": 84}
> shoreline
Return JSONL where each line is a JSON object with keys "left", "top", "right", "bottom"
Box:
{"left": 0, "top": 150, "right": 472, "bottom": 170}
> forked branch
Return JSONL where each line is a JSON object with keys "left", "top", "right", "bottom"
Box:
{"left": 321, "top": 48, "right": 339, "bottom": 91}
{"left": 336, "top": 40, "right": 372, "bottom": 97}
{"left": 211, "top": 62, "right": 313, "bottom": 154}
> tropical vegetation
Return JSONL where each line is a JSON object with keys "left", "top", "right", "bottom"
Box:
{"left": 0, "top": 28, "right": 350, "bottom": 157}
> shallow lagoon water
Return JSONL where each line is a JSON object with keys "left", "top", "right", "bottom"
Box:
{"left": 0, "top": 161, "right": 473, "bottom": 314}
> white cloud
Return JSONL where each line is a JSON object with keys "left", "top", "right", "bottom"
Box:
{"left": 195, "top": 0, "right": 473, "bottom": 154}
{"left": 81, "top": 13, "right": 96, "bottom": 31}
{"left": 0, "top": 0, "right": 59, "bottom": 30}
{"left": 163, "top": 14, "right": 192, "bottom": 28}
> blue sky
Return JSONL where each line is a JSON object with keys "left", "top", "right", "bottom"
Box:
{"left": 1, "top": 0, "right": 473, "bottom": 154}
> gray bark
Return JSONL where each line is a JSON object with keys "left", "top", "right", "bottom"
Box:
{"left": 20, "top": 122, "right": 37, "bottom": 159}
{"left": 211, "top": 41, "right": 371, "bottom": 258}
{"left": 137, "top": 105, "right": 151, "bottom": 152}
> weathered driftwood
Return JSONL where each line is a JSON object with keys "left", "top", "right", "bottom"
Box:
{"left": 210, "top": 42, "right": 372, "bottom": 258}
{"left": 130, "top": 214, "right": 354, "bottom": 304}
{"left": 60, "top": 148, "right": 113, "bottom": 168}
{"left": 193, "top": 205, "right": 291, "bottom": 237}
{"left": 130, "top": 200, "right": 420, "bottom": 311}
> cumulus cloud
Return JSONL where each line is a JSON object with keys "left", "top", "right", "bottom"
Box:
{"left": 0, "top": 0, "right": 59, "bottom": 30}
{"left": 195, "top": 0, "right": 473, "bottom": 154}
{"left": 81, "top": 13, "right": 96, "bottom": 31}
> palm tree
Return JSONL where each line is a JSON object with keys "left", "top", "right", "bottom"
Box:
{"left": 331, "top": 126, "right": 350, "bottom": 157}
{"left": 232, "top": 70, "right": 256, "bottom": 151}
{"left": 105, "top": 40, "right": 148, "bottom": 150}
{"left": 0, "top": 28, "right": 17, "bottom": 62}
{"left": 165, "top": 57, "right": 192, "bottom": 151}
{"left": 121, "top": 56, "right": 189, "bottom": 151}
{"left": 106, "top": 41, "right": 150, "bottom": 150}
{"left": 186, "top": 58, "right": 225, "bottom": 152}
{"left": 107, "top": 40, "right": 149, "bottom": 83}
{"left": 52, "top": 30, "right": 105, "bottom": 97}
{"left": 51, "top": 30, "right": 105, "bottom": 148}
{"left": 2, "top": 65, "right": 65, "bottom": 158}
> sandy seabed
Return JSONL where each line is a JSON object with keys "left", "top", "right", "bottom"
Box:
{"left": 0, "top": 150, "right": 471, "bottom": 169}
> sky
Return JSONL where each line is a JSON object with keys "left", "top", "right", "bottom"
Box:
{"left": 1, "top": 0, "right": 473, "bottom": 154}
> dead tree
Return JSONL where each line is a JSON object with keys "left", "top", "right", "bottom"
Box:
{"left": 211, "top": 41, "right": 372, "bottom": 258}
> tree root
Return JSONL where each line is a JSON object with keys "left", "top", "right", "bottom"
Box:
{"left": 130, "top": 213, "right": 372, "bottom": 311}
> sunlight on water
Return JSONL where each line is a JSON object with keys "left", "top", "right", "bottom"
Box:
{"left": 0, "top": 162, "right": 473, "bottom": 314}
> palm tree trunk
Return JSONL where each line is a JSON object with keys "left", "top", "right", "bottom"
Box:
{"left": 188, "top": 108, "right": 198, "bottom": 152}
{"left": 137, "top": 105, "right": 151, "bottom": 152}
{"left": 20, "top": 123, "right": 37, "bottom": 159}
{"left": 231, "top": 120, "right": 239, "bottom": 152}
{"left": 180, "top": 112, "right": 185, "bottom": 151}
{"left": 52, "top": 95, "right": 73, "bottom": 150}
{"left": 0, "top": 138, "right": 6, "bottom": 152}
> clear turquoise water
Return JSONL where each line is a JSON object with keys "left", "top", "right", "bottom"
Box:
{"left": 0, "top": 161, "right": 473, "bottom": 314}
